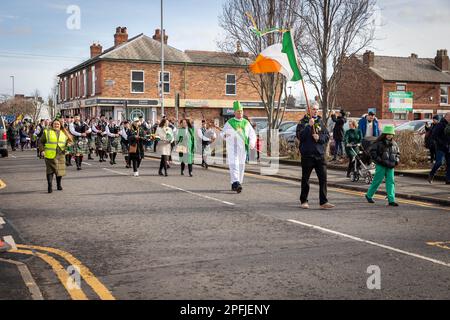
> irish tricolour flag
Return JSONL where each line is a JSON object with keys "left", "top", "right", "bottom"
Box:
{"left": 250, "top": 31, "right": 302, "bottom": 82}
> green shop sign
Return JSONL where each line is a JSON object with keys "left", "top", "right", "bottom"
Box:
{"left": 389, "top": 92, "right": 413, "bottom": 112}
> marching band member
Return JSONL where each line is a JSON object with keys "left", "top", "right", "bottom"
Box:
{"left": 69, "top": 114, "right": 91, "bottom": 171}
{"left": 106, "top": 117, "right": 121, "bottom": 166}
{"left": 92, "top": 114, "right": 109, "bottom": 162}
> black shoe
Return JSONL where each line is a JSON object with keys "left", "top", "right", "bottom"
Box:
{"left": 365, "top": 195, "right": 375, "bottom": 204}
{"left": 181, "top": 171, "right": 185, "bottom": 176}
{"left": 165, "top": 173, "right": 168, "bottom": 177}
{"left": 205, "top": 163, "right": 209, "bottom": 170}
{"left": 231, "top": 182, "right": 238, "bottom": 191}
{"left": 236, "top": 184, "right": 243, "bottom": 194}
{"left": 77, "top": 167, "right": 82, "bottom": 171}
{"left": 110, "top": 160, "right": 114, "bottom": 165}
{"left": 446, "top": 181, "right": 450, "bottom": 185}
{"left": 427, "top": 174, "right": 434, "bottom": 184}
{"left": 189, "top": 172, "right": 193, "bottom": 177}
{"left": 88, "top": 156, "right": 93, "bottom": 160}
{"left": 159, "top": 172, "right": 164, "bottom": 176}
{"left": 388, "top": 202, "right": 399, "bottom": 207}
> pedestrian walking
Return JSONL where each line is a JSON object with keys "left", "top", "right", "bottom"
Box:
{"left": 127, "top": 119, "right": 146, "bottom": 177}
{"left": 331, "top": 110, "right": 347, "bottom": 161}
{"left": 365, "top": 125, "right": 400, "bottom": 206}
{"left": 19, "top": 126, "right": 29, "bottom": 151}
{"left": 220, "top": 101, "right": 256, "bottom": 193}
{"left": 358, "top": 111, "right": 380, "bottom": 139}
{"left": 34, "top": 119, "right": 46, "bottom": 158}
{"left": 197, "top": 120, "right": 214, "bottom": 169}
{"left": 176, "top": 119, "right": 196, "bottom": 177}
{"left": 428, "top": 112, "right": 450, "bottom": 184}
{"left": 344, "top": 120, "right": 363, "bottom": 178}
{"left": 425, "top": 115, "right": 440, "bottom": 163}
{"left": 7, "top": 122, "right": 18, "bottom": 151}
{"left": 39, "top": 118, "right": 73, "bottom": 193}
{"left": 296, "top": 105, "right": 335, "bottom": 209}
{"left": 156, "top": 119, "right": 175, "bottom": 177}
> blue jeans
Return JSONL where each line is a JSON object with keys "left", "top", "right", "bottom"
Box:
{"left": 429, "top": 150, "right": 450, "bottom": 181}
{"left": 334, "top": 140, "right": 343, "bottom": 158}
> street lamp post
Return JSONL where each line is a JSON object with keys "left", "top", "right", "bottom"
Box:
{"left": 10, "top": 76, "right": 14, "bottom": 98}
{"left": 160, "top": 0, "right": 165, "bottom": 118}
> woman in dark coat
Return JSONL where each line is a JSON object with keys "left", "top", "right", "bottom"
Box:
{"left": 344, "top": 120, "right": 362, "bottom": 178}
{"left": 127, "top": 119, "right": 146, "bottom": 177}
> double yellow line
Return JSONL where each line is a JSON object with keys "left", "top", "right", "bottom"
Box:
{"left": 0, "top": 179, "right": 6, "bottom": 190}
{"left": 10, "top": 244, "right": 115, "bottom": 300}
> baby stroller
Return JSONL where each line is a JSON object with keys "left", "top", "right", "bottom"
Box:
{"left": 346, "top": 137, "right": 376, "bottom": 184}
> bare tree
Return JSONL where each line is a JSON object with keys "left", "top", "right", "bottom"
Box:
{"left": 219, "top": 0, "right": 304, "bottom": 155}
{"left": 29, "top": 90, "right": 45, "bottom": 123}
{"left": 290, "top": 0, "right": 377, "bottom": 121}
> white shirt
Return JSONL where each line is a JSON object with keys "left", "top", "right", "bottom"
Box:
{"left": 365, "top": 121, "right": 374, "bottom": 138}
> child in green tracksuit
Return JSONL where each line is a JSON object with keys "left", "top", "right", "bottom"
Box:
{"left": 365, "top": 125, "right": 400, "bottom": 207}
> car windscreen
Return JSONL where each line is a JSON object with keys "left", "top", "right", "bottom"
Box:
{"left": 396, "top": 121, "right": 426, "bottom": 131}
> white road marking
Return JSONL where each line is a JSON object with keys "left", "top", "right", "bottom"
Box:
{"left": 288, "top": 219, "right": 450, "bottom": 268}
{"left": 0, "top": 217, "right": 5, "bottom": 225}
{"left": 0, "top": 258, "right": 44, "bottom": 300}
{"left": 102, "top": 168, "right": 128, "bottom": 176}
{"left": 84, "top": 162, "right": 92, "bottom": 166}
{"left": 3, "top": 235, "right": 17, "bottom": 251}
{"left": 11, "top": 155, "right": 17, "bottom": 158}
{"left": 161, "top": 183, "right": 235, "bottom": 206}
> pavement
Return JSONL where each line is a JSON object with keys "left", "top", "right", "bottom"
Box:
{"left": 0, "top": 149, "right": 449, "bottom": 300}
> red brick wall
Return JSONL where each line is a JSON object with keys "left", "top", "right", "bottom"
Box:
{"left": 381, "top": 82, "right": 441, "bottom": 119}
{"left": 98, "top": 61, "right": 260, "bottom": 102}
{"left": 335, "top": 56, "right": 383, "bottom": 118}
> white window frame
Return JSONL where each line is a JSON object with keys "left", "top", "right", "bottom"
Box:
{"left": 91, "top": 66, "right": 96, "bottom": 96}
{"left": 71, "top": 74, "right": 75, "bottom": 100}
{"left": 77, "top": 71, "right": 81, "bottom": 98}
{"left": 158, "top": 71, "right": 170, "bottom": 95}
{"left": 440, "top": 85, "right": 448, "bottom": 105}
{"left": 131, "top": 70, "right": 145, "bottom": 94}
{"left": 64, "top": 77, "right": 68, "bottom": 101}
{"left": 393, "top": 113, "right": 407, "bottom": 120}
{"left": 83, "top": 69, "right": 87, "bottom": 98}
{"left": 396, "top": 83, "right": 407, "bottom": 92}
{"left": 225, "top": 74, "right": 237, "bottom": 96}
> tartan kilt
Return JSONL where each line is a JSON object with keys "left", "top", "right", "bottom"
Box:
{"left": 66, "top": 144, "right": 74, "bottom": 155}
{"left": 121, "top": 142, "right": 129, "bottom": 156}
{"left": 108, "top": 136, "right": 121, "bottom": 153}
{"left": 95, "top": 135, "right": 109, "bottom": 151}
{"left": 88, "top": 136, "right": 96, "bottom": 150}
{"left": 74, "top": 137, "right": 89, "bottom": 155}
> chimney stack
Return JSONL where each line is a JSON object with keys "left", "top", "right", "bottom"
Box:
{"left": 114, "top": 26, "right": 129, "bottom": 47}
{"left": 411, "top": 53, "right": 418, "bottom": 59}
{"left": 363, "top": 50, "right": 375, "bottom": 67}
{"left": 234, "top": 41, "right": 249, "bottom": 58}
{"left": 153, "top": 29, "right": 168, "bottom": 44}
{"left": 90, "top": 42, "right": 103, "bottom": 58}
{"left": 435, "top": 49, "right": 449, "bottom": 71}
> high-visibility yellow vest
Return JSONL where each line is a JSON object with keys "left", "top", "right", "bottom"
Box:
{"left": 44, "top": 129, "right": 67, "bottom": 159}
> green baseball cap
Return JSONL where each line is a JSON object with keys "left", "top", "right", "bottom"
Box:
{"left": 382, "top": 125, "right": 396, "bottom": 135}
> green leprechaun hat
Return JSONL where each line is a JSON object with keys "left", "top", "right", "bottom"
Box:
{"left": 382, "top": 125, "right": 396, "bottom": 135}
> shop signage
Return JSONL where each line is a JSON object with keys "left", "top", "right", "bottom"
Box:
{"left": 389, "top": 92, "right": 413, "bottom": 112}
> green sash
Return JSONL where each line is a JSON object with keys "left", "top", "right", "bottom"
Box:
{"left": 228, "top": 118, "right": 250, "bottom": 152}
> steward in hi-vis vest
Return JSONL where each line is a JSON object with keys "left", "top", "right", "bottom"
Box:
{"left": 39, "top": 119, "right": 71, "bottom": 194}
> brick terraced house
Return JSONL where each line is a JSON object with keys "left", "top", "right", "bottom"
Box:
{"left": 57, "top": 27, "right": 304, "bottom": 126}
{"left": 335, "top": 50, "right": 450, "bottom": 120}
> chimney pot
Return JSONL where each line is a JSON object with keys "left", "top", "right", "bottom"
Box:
{"left": 435, "top": 48, "right": 449, "bottom": 71}
{"left": 114, "top": 26, "right": 129, "bottom": 46}
{"left": 90, "top": 42, "right": 103, "bottom": 58}
{"left": 363, "top": 50, "right": 375, "bottom": 67}
{"left": 411, "top": 53, "right": 418, "bottom": 58}
{"left": 153, "top": 28, "right": 168, "bottom": 44}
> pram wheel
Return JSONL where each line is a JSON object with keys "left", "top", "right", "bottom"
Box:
{"left": 350, "top": 172, "right": 360, "bottom": 182}
{"left": 365, "top": 172, "right": 373, "bottom": 184}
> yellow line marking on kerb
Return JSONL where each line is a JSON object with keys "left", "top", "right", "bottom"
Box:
{"left": 17, "top": 244, "right": 115, "bottom": 300}
{"left": 427, "top": 241, "right": 450, "bottom": 251}
{"left": 0, "top": 179, "right": 6, "bottom": 190}
{"left": 10, "top": 249, "right": 88, "bottom": 300}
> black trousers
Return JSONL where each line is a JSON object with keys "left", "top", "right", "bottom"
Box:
{"left": 129, "top": 154, "right": 142, "bottom": 172}
{"left": 300, "top": 156, "right": 328, "bottom": 205}
{"left": 159, "top": 155, "right": 169, "bottom": 174}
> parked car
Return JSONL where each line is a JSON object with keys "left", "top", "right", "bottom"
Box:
{"left": 0, "top": 116, "right": 8, "bottom": 157}
{"left": 279, "top": 124, "right": 299, "bottom": 147}
{"left": 259, "top": 121, "right": 297, "bottom": 136}
{"left": 394, "top": 120, "right": 432, "bottom": 134}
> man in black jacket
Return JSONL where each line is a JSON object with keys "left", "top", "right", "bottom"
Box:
{"left": 296, "top": 105, "right": 335, "bottom": 209}
{"left": 428, "top": 112, "right": 450, "bottom": 184}
{"left": 331, "top": 110, "right": 347, "bottom": 161}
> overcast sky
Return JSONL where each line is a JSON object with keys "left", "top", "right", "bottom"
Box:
{"left": 0, "top": 0, "right": 449, "bottom": 100}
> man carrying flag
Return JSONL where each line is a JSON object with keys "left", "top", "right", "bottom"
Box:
{"left": 221, "top": 101, "right": 257, "bottom": 194}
